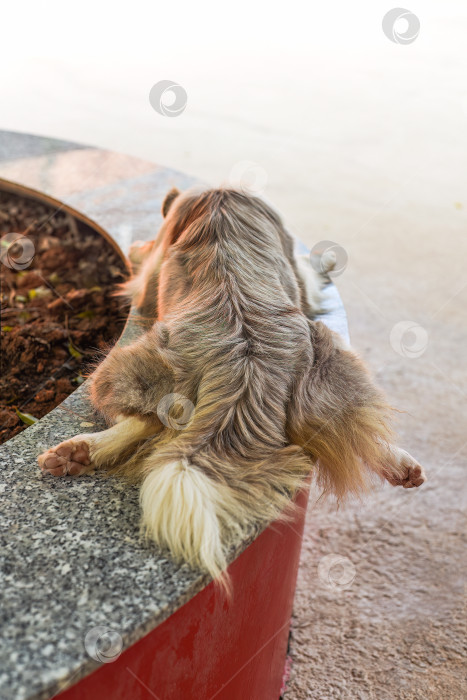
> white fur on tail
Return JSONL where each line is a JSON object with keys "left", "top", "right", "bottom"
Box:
{"left": 139, "top": 458, "right": 241, "bottom": 586}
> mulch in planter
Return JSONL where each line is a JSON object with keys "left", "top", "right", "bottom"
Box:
{"left": 0, "top": 190, "right": 130, "bottom": 445}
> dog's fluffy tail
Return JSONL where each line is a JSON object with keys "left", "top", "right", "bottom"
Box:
{"left": 139, "top": 457, "right": 245, "bottom": 589}
{"left": 138, "top": 443, "right": 311, "bottom": 589}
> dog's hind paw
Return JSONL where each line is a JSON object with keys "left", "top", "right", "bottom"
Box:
{"left": 384, "top": 448, "right": 426, "bottom": 489}
{"left": 38, "top": 438, "right": 93, "bottom": 477}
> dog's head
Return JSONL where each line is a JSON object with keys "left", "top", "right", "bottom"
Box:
{"left": 153, "top": 186, "right": 301, "bottom": 319}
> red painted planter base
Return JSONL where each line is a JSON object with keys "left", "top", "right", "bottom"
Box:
{"left": 56, "top": 485, "right": 310, "bottom": 700}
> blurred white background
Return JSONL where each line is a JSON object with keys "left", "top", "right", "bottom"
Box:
{"left": 2, "top": 1, "right": 467, "bottom": 208}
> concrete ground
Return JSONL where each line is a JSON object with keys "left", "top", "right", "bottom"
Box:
{"left": 1, "top": 2, "right": 466, "bottom": 697}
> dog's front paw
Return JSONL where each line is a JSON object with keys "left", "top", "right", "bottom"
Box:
{"left": 384, "top": 449, "right": 426, "bottom": 489}
{"left": 38, "top": 438, "right": 92, "bottom": 477}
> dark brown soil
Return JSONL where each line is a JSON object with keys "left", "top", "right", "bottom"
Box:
{"left": 0, "top": 190, "right": 129, "bottom": 444}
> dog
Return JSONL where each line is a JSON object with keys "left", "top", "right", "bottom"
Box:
{"left": 38, "top": 187, "right": 426, "bottom": 586}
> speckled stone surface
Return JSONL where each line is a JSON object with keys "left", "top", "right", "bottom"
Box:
{"left": 0, "top": 131, "right": 349, "bottom": 700}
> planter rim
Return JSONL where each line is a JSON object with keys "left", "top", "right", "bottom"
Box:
{"left": 0, "top": 176, "right": 131, "bottom": 277}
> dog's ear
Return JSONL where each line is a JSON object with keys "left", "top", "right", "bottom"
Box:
{"left": 162, "top": 187, "right": 181, "bottom": 217}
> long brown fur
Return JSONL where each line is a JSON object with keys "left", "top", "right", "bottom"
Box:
{"left": 39, "top": 186, "right": 426, "bottom": 586}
